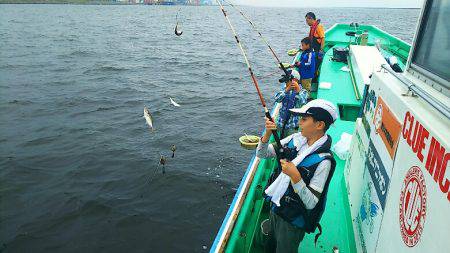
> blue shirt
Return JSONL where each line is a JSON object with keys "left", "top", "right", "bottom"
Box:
{"left": 295, "top": 49, "right": 316, "bottom": 80}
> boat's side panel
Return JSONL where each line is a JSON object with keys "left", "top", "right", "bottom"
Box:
{"left": 345, "top": 88, "right": 400, "bottom": 253}
{"left": 225, "top": 158, "right": 275, "bottom": 253}
{"left": 345, "top": 68, "right": 450, "bottom": 252}
{"left": 210, "top": 155, "right": 259, "bottom": 252}
{"left": 370, "top": 71, "right": 450, "bottom": 252}
{"left": 344, "top": 118, "right": 371, "bottom": 253}
{"left": 210, "top": 104, "right": 281, "bottom": 253}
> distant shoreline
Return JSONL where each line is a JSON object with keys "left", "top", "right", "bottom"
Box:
{"left": 0, "top": 0, "right": 124, "bottom": 4}
{"left": 0, "top": 2, "right": 421, "bottom": 9}
{"left": 0, "top": 0, "right": 210, "bottom": 4}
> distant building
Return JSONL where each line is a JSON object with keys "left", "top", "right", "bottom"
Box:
{"left": 186, "top": 0, "right": 199, "bottom": 5}
{"left": 141, "top": 0, "right": 211, "bottom": 4}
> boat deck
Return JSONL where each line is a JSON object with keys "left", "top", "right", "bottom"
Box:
{"left": 211, "top": 24, "right": 410, "bottom": 253}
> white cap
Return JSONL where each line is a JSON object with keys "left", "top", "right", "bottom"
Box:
{"left": 291, "top": 69, "right": 300, "bottom": 80}
{"left": 289, "top": 99, "right": 338, "bottom": 125}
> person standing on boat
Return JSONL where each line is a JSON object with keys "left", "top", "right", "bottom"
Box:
{"left": 293, "top": 37, "right": 316, "bottom": 94}
{"left": 274, "top": 69, "right": 308, "bottom": 138}
{"left": 305, "top": 12, "right": 325, "bottom": 54}
{"left": 305, "top": 12, "right": 325, "bottom": 81}
{"left": 256, "top": 99, "right": 337, "bottom": 253}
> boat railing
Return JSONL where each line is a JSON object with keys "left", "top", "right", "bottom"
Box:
{"left": 381, "top": 64, "right": 450, "bottom": 119}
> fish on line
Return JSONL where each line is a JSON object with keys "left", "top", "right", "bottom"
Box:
{"left": 171, "top": 144, "right": 177, "bottom": 158}
{"left": 170, "top": 97, "right": 181, "bottom": 107}
{"left": 143, "top": 106, "right": 154, "bottom": 131}
{"left": 159, "top": 154, "right": 166, "bottom": 174}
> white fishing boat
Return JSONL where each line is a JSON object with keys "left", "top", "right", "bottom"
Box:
{"left": 211, "top": 0, "right": 449, "bottom": 252}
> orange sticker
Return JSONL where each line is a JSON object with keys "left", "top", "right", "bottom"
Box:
{"left": 373, "top": 96, "right": 402, "bottom": 159}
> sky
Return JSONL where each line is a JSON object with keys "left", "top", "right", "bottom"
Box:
{"left": 232, "top": 0, "right": 424, "bottom": 8}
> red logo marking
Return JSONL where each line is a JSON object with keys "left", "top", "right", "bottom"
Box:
{"left": 399, "top": 166, "right": 427, "bottom": 247}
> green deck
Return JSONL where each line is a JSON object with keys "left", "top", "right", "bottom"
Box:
{"left": 221, "top": 24, "right": 410, "bottom": 253}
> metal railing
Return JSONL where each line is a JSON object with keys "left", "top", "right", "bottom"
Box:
{"left": 381, "top": 64, "right": 450, "bottom": 120}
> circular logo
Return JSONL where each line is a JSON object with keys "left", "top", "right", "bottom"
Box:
{"left": 399, "top": 166, "right": 427, "bottom": 247}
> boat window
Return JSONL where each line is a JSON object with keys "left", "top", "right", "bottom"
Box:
{"left": 411, "top": 0, "right": 450, "bottom": 84}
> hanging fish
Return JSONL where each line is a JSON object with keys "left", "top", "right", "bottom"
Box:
{"left": 143, "top": 106, "right": 154, "bottom": 131}
{"left": 170, "top": 145, "right": 177, "bottom": 158}
{"left": 169, "top": 97, "right": 181, "bottom": 107}
{"left": 159, "top": 155, "right": 166, "bottom": 174}
{"left": 174, "top": 9, "right": 183, "bottom": 36}
{"left": 175, "top": 23, "right": 183, "bottom": 36}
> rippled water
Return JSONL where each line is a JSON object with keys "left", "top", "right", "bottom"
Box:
{"left": 0, "top": 4, "right": 419, "bottom": 252}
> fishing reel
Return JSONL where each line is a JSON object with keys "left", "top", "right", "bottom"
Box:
{"left": 278, "top": 69, "right": 293, "bottom": 83}
{"left": 266, "top": 145, "right": 295, "bottom": 185}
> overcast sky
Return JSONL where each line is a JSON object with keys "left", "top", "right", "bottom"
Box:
{"left": 232, "top": 0, "right": 424, "bottom": 8}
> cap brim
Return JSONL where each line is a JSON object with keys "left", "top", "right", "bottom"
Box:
{"left": 289, "top": 106, "right": 309, "bottom": 114}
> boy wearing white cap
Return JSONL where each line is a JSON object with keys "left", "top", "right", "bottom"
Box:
{"left": 274, "top": 69, "right": 308, "bottom": 138}
{"left": 256, "top": 99, "right": 338, "bottom": 253}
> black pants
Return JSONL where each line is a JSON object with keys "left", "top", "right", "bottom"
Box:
{"left": 313, "top": 55, "right": 323, "bottom": 84}
{"left": 265, "top": 211, "right": 306, "bottom": 253}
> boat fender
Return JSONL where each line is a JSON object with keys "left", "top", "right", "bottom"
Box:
{"left": 387, "top": 56, "right": 403, "bottom": 72}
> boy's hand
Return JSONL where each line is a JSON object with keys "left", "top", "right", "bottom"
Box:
{"left": 265, "top": 117, "right": 277, "bottom": 131}
{"left": 285, "top": 82, "right": 292, "bottom": 92}
{"left": 280, "top": 159, "right": 301, "bottom": 183}
{"left": 261, "top": 117, "right": 277, "bottom": 143}
{"left": 291, "top": 79, "right": 301, "bottom": 92}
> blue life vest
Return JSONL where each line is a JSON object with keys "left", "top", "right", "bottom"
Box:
{"left": 265, "top": 136, "right": 336, "bottom": 234}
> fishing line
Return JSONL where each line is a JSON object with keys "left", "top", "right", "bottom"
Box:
{"left": 213, "top": 0, "right": 289, "bottom": 170}
{"left": 223, "top": 0, "right": 292, "bottom": 80}
{"left": 148, "top": 163, "right": 161, "bottom": 183}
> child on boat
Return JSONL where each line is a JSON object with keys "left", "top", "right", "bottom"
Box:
{"left": 274, "top": 69, "right": 308, "bottom": 138}
{"left": 256, "top": 99, "right": 338, "bottom": 253}
{"left": 293, "top": 37, "right": 316, "bottom": 94}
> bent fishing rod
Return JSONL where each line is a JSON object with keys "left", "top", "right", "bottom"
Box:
{"left": 214, "top": 0, "right": 289, "bottom": 167}
{"left": 223, "top": 0, "right": 293, "bottom": 83}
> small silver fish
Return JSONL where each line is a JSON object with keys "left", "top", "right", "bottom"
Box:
{"left": 174, "top": 23, "right": 183, "bottom": 36}
{"left": 169, "top": 97, "right": 180, "bottom": 107}
{"left": 143, "top": 106, "right": 154, "bottom": 131}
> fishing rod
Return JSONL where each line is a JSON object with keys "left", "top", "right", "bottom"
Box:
{"left": 223, "top": 0, "right": 293, "bottom": 83}
{"left": 213, "top": 0, "right": 288, "bottom": 168}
